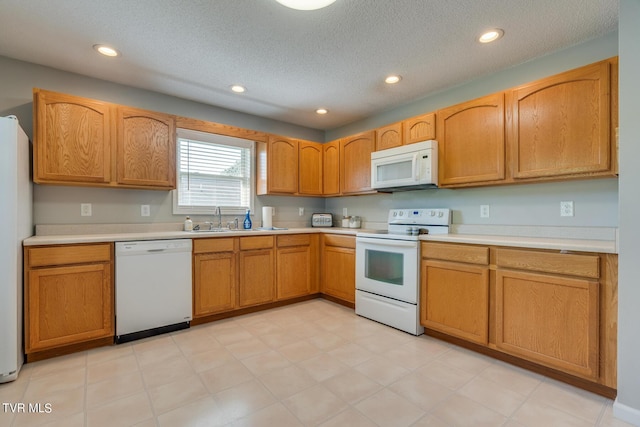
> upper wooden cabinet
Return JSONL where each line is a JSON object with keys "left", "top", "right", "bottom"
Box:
{"left": 33, "top": 89, "right": 176, "bottom": 190}
{"left": 375, "top": 122, "right": 402, "bottom": 151}
{"left": 340, "top": 131, "right": 375, "bottom": 194}
{"left": 403, "top": 112, "right": 436, "bottom": 144}
{"left": 261, "top": 136, "right": 299, "bottom": 194}
{"left": 437, "top": 93, "right": 506, "bottom": 186}
{"left": 298, "top": 140, "right": 323, "bottom": 196}
{"left": 322, "top": 140, "right": 341, "bottom": 196}
{"left": 507, "top": 60, "right": 613, "bottom": 180}
{"left": 34, "top": 89, "right": 113, "bottom": 185}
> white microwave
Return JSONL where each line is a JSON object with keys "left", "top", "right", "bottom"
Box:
{"left": 371, "top": 140, "right": 438, "bottom": 191}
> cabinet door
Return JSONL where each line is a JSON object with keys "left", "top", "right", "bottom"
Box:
{"left": 26, "top": 263, "right": 113, "bottom": 352}
{"left": 340, "top": 131, "right": 375, "bottom": 194}
{"left": 299, "top": 141, "right": 323, "bottom": 195}
{"left": 323, "top": 140, "right": 340, "bottom": 195}
{"left": 33, "top": 89, "right": 112, "bottom": 184}
{"left": 277, "top": 246, "right": 311, "bottom": 299}
{"left": 239, "top": 249, "right": 275, "bottom": 307}
{"left": 321, "top": 246, "right": 355, "bottom": 303}
{"left": 267, "top": 136, "right": 299, "bottom": 194}
{"left": 437, "top": 93, "right": 505, "bottom": 186}
{"left": 509, "top": 60, "right": 611, "bottom": 179}
{"left": 116, "top": 106, "right": 176, "bottom": 189}
{"left": 495, "top": 270, "right": 599, "bottom": 379}
{"left": 194, "top": 252, "right": 237, "bottom": 317}
{"left": 421, "top": 260, "right": 489, "bottom": 345}
{"left": 375, "top": 122, "right": 402, "bottom": 151}
{"left": 403, "top": 112, "right": 435, "bottom": 145}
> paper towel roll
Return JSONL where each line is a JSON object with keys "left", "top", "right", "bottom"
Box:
{"left": 262, "top": 206, "right": 274, "bottom": 229}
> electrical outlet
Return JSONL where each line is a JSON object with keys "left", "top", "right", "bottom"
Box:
{"left": 298, "top": 207, "right": 304, "bottom": 216}
{"left": 560, "top": 201, "right": 574, "bottom": 217}
{"left": 480, "top": 205, "right": 490, "bottom": 218}
{"left": 141, "top": 205, "right": 151, "bottom": 217}
{"left": 80, "top": 203, "right": 92, "bottom": 217}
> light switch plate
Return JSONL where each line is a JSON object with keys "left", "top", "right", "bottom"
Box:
{"left": 141, "top": 205, "right": 151, "bottom": 217}
{"left": 298, "top": 207, "right": 304, "bottom": 216}
{"left": 81, "top": 203, "right": 92, "bottom": 217}
{"left": 560, "top": 201, "right": 574, "bottom": 217}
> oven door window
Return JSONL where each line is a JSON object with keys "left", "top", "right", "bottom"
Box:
{"left": 364, "top": 249, "right": 404, "bottom": 286}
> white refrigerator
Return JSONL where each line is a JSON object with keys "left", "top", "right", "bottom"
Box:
{"left": 0, "top": 116, "right": 33, "bottom": 383}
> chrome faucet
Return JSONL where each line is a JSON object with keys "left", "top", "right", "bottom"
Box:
{"left": 214, "top": 206, "right": 222, "bottom": 229}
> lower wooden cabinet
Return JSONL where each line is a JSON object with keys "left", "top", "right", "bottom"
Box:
{"left": 193, "top": 238, "right": 237, "bottom": 317}
{"left": 321, "top": 234, "right": 356, "bottom": 304}
{"left": 24, "top": 244, "right": 114, "bottom": 354}
{"left": 239, "top": 236, "right": 275, "bottom": 307}
{"left": 276, "top": 234, "right": 319, "bottom": 300}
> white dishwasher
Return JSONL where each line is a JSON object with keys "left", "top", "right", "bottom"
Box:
{"left": 115, "top": 239, "right": 192, "bottom": 343}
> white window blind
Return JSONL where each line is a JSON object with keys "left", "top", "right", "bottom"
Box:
{"left": 173, "top": 129, "right": 254, "bottom": 215}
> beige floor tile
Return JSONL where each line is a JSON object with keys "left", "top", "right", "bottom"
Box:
{"left": 13, "top": 386, "right": 84, "bottom": 427}
{"left": 0, "top": 365, "right": 32, "bottom": 402}
{"left": 512, "top": 398, "right": 594, "bottom": 427}
{"left": 148, "top": 374, "right": 209, "bottom": 415}
{"left": 458, "top": 376, "right": 527, "bottom": 417}
{"left": 241, "top": 350, "right": 291, "bottom": 376}
{"left": 327, "top": 342, "right": 375, "bottom": 367}
{"left": 354, "top": 355, "right": 410, "bottom": 386}
{"left": 412, "top": 414, "right": 451, "bottom": 427}
{"left": 436, "top": 347, "right": 494, "bottom": 375}
{"left": 186, "top": 346, "right": 236, "bottom": 373}
{"left": 228, "top": 402, "right": 303, "bottom": 427}
{"left": 381, "top": 342, "right": 434, "bottom": 370}
{"left": 225, "top": 337, "right": 271, "bottom": 359}
{"left": 353, "top": 330, "right": 409, "bottom": 354}
{"left": 213, "top": 379, "right": 276, "bottom": 420}
{"left": 87, "top": 343, "right": 133, "bottom": 366}
{"left": 132, "top": 335, "right": 177, "bottom": 356}
{"left": 306, "top": 330, "right": 347, "bottom": 351}
{"left": 87, "top": 353, "right": 139, "bottom": 385}
{"left": 199, "top": 360, "right": 254, "bottom": 394}
{"left": 278, "top": 340, "right": 321, "bottom": 362}
{"left": 354, "top": 388, "right": 425, "bottom": 427}
{"left": 135, "top": 339, "right": 183, "bottom": 367}
{"left": 298, "top": 353, "right": 349, "bottom": 382}
{"left": 86, "top": 370, "right": 145, "bottom": 409}
{"left": 415, "top": 359, "right": 476, "bottom": 390}
{"left": 28, "top": 352, "right": 86, "bottom": 380}
{"left": 283, "top": 384, "right": 348, "bottom": 426}
{"left": 39, "top": 411, "right": 85, "bottom": 427}
{"left": 388, "top": 372, "right": 453, "bottom": 411}
{"left": 431, "top": 394, "right": 507, "bottom": 427}
{"left": 22, "top": 367, "right": 86, "bottom": 400}
{"left": 244, "top": 320, "right": 285, "bottom": 335}
{"left": 86, "top": 391, "right": 153, "bottom": 427}
{"left": 171, "top": 328, "right": 221, "bottom": 356}
{"left": 258, "top": 365, "right": 317, "bottom": 399}
{"left": 258, "top": 331, "right": 299, "bottom": 348}
{"left": 140, "top": 354, "right": 195, "bottom": 388}
{"left": 319, "top": 407, "right": 378, "bottom": 427}
{"left": 215, "top": 327, "right": 255, "bottom": 346}
{"left": 529, "top": 379, "right": 607, "bottom": 424}
{"left": 157, "top": 396, "right": 232, "bottom": 427}
{"left": 478, "top": 361, "right": 543, "bottom": 397}
{"left": 321, "top": 369, "right": 382, "bottom": 405}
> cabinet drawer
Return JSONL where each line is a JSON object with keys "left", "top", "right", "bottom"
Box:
{"left": 323, "top": 234, "right": 355, "bottom": 249}
{"left": 27, "top": 244, "right": 112, "bottom": 267}
{"left": 240, "top": 236, "right": 274, "bottom": 250}
{"left": 277, "top": 234, "right": 310, "bottom": 248}
{"left": 495, "top": 248, "right": 600, "bottom": 279}
{"left": 193, "top": 238, "right": 235, "bottom": 254}
{"left": 421, "top": 242, "right": 489, "bottom": 265}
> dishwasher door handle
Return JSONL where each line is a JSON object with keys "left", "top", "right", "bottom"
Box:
{"left": 146, "top": 248, "right": 166, "bottom": 253}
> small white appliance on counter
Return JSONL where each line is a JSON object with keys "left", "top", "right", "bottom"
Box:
{"left": 311, "top": 213, "right": 333, "bottom": 227}
{"left": 115, "top": 239, "right": 192, "bottom": 343}
{"left": 355, "top": 208, "right": 451, "bottom": 335}
{"left": 371, "top": 140, "right": 438, "bottom": 191}
{"left": 0, "top": 116, "right": 33, "bottom": 383}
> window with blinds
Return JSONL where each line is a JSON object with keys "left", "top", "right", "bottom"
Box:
{"left": 172, "top": 128, "right": 254, "bottom": 215}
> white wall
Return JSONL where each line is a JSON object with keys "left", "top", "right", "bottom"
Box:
{"left": 615, "top": 0, "right": 640, "bottom": 424}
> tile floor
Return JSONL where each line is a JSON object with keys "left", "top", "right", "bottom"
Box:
{"left": 0, "top": 299, "right": 633, "bottom": 427}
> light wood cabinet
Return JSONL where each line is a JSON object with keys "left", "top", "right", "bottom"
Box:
{"left": 421, "top": 242, "right": 490, "bottom": 345}
{"left": 33, "top": 89, "right": 176, "bottom": 190}
{"left": 436, "top": 93, "right": 505, "bottom": 186}
{"left": 276, "top": 234, "right": 319, "bottom": 300}
{"left": 495, "top": 248, "right": 600, "bottom": 380}
{"left": 116, "top": 106, "right": 176, "bottom": 189}
{"left": 323, "top": 140, "right": 341, "bottom": 196}
{"left": 340, "top": 131, "right": 375, "bottom": 194}
{"left": 298, "top": 141, "right": 323, "bottom": 195}
{"left": 193, "top": 238, "right": 237, "bottom": 317}
{"left": 24, "top": 244, "right": 114, "bottom": 355}
{"left": 257, "top": 136, "right": 299, "bottom": 195}
{"left": 375, "top": 122, "right": 402, "bottom": 151}
{"left": 238, "top": 236, "right": 275, "bottom": 307}
{"left": 321, "top": 234, "right": 356, "bottom": 304}
{"left": 403, "top": 112, "right": 436, "bottom": 144}
{"left": 508, "top": 60, "right": 613, "bottom": 180}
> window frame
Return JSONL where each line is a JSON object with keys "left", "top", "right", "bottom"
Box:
{"left": 172, "top": 128, "right": 255, "bottom": 216}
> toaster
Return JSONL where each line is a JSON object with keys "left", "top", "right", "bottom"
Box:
{"left": 311, "top": 213, "right": 333, "bottom": 227}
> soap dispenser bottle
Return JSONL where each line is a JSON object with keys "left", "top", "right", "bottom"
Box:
{"left": 243, "top": 209, "right": 252, "bottom": 229}
{"left": 184, "top": 216, "right": 193, "bottom": 231}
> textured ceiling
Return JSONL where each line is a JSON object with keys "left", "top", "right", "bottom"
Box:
{"left": 0, "top": 0, "right": 618, "bottom": 130}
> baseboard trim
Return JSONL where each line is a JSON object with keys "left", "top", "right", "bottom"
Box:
{"left": 614, "top": 399, "right": 640, "bottom": 426}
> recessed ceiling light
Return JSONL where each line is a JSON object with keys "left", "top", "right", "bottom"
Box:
{"left": 231, "top": 85, "right": 246, "bottom": 93}
{"left": 275, "top": 0, "right": 337, "bottom": 10}
{"left": 93, "top": 44, "right": 120, "bottom": 57}
{"left": 385, "top": 75, "right": 402, "bottom": 84}
{"left": 316, "top": 108, "right": 328, "bottom": 115}
{"left": 478, "top": 29, "right": 504, "bottom": 43}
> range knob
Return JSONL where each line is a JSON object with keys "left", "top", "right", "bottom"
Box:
{"left": 438, "top": 211, "right": 444, "bottom": 217}
{"left": 429, "top": 211, "right": 435, "bottom": 216}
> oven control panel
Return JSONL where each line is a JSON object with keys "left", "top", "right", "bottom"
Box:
{"left": 388, "top": 208, "right": 451, "bottom": 226}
